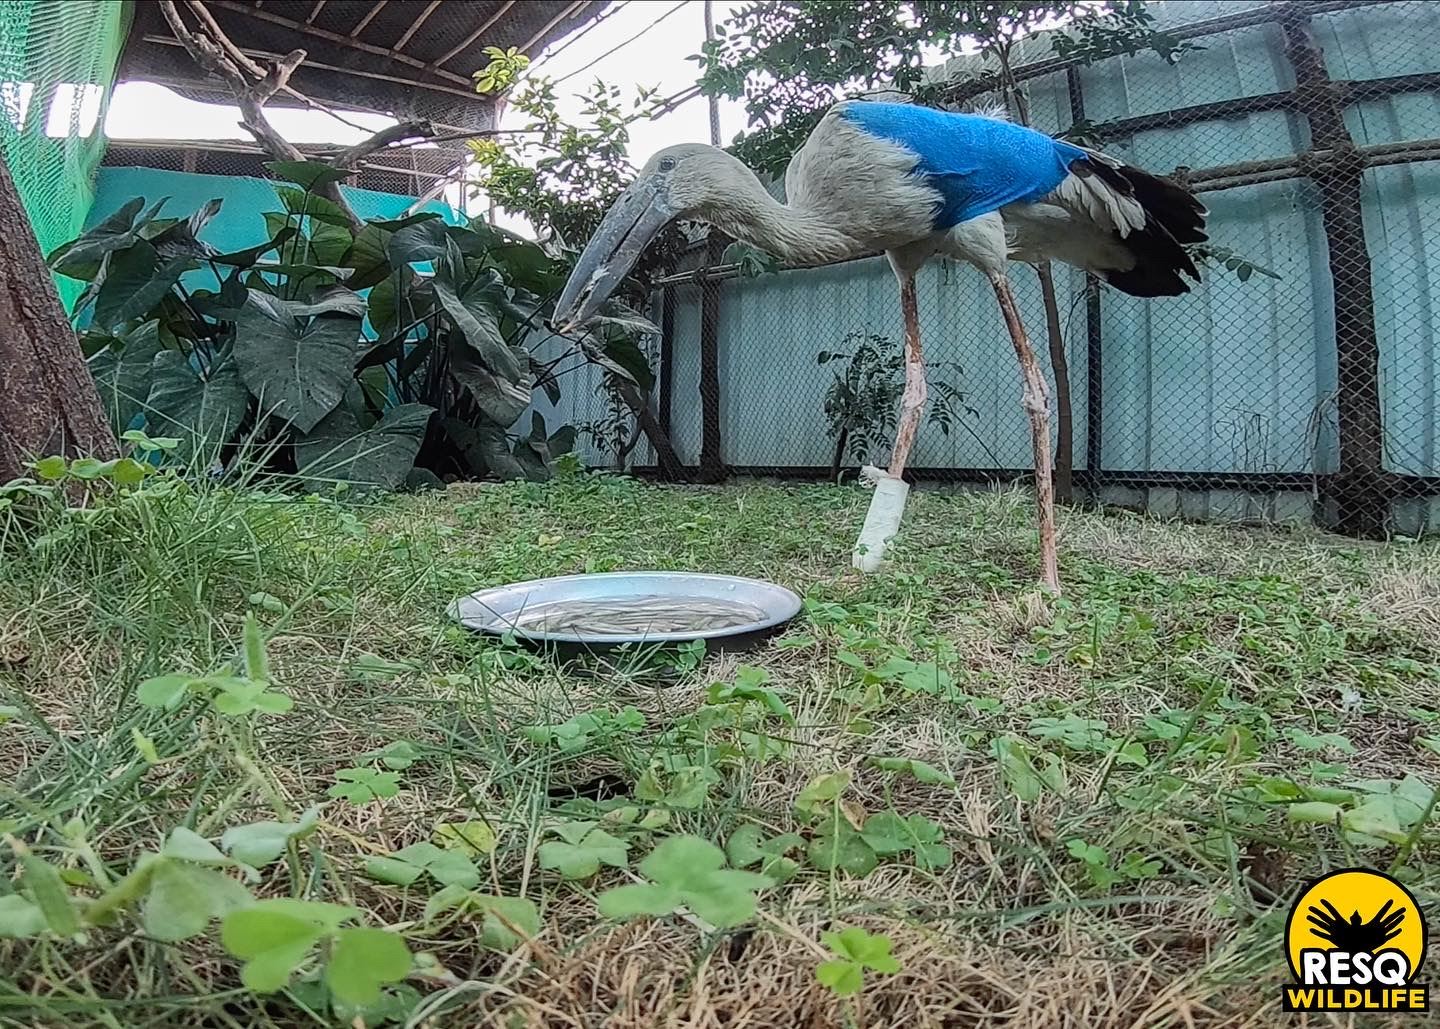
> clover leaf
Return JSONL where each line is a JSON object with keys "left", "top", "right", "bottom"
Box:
{"left": 597, "top": 835, "right": 771, "bottom": 929}
{"left": 537, "top": 821, "right": 629, "bottom": 880}
{"left": 860, "top": 812, "right": 951, "bottom": 870}
{"left": 327, "top": 767, "right": 401, "bottom": 804}
{"left": 365, "top": 842, "right": 480, "bottom": 889}
{"left": 816, "top": 926, "right": 902, "bottom": 996}
{"left": 221, "top": 808, "right": 320, "bottom": 868}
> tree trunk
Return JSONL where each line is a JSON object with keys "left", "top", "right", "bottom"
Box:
{"left": 1036, "top": 262, "right": 1073, "bottom": 503}
{"left": 1280, "top": 7, "right": 1389, "bottom": 537}
{"left": 611, "top": 379, "right": 688, "bottom": 482}
{"left": 0, "top": 153, "right": 116, "bottom": 482}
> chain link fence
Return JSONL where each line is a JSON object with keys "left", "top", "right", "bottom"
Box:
{"left": 628, "top": 0, "right": 1440, "bottom": 538}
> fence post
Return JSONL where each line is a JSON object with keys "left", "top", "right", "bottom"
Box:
{"left": 659, "top": 285, "right": 675, "bottom": 440}
{"left": 697, "top": 232, "right": 726, "bottom": 482}
{"left": 1067, "top": 66, "right": 1105, "bottom": 500}
{"left": 1278, "top": 2, "right": 1390, "bottom": 537}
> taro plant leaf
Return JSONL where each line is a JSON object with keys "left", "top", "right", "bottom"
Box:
{"left": 92, "top": 241, "right": 196, "bottom": 331}
{"left": 48, "top": 196, "right": 159, "bottom": 278}
{"left": 370, "top": 212, "right": 444, "bottom": 232}
{"left": 141, "top": 860, "right": 252, "bottom": 941}
{"left": 233, "top": 292, "right": 359, "bottom": 432}
{"left": 213, "top": 227, "right": 297, "bottom": 269}
{"left": 342, "top": 223, "right": 396, "bottom": 291}
{"left": 387, "top": 218, "right": 451, "bottom": 267}
{"left": 434, "top": 243, "right": 522, "bottom": 380}
{"left": 143, "top": 351, "right": 250, "bottom": 465}
{"left": 221, "top": 808, "right": 320, "bottom": 868}
{"left": 148, "top": 197, "right": 223, "bottom": 260}
{"left": 473, "top": 423, "right": 529, "bottom": 481}
{"left": 591, "top": 301, "right": 660, "bottom": 338}
{"left": 450, "top": 339, "right": 532, "bottom": 425}
{"left": 366, "top": 266, "right": 419, "bottom": 338}
{"left": 296, "top": 403, "right": 433, "bottom": 491}
{"left": 89, "top": 320, "right": 163, "bottom": 431}
{"left": 548, "top": 424, "right": 577, "bottom": 456}
{"left": 537, "top": 822, "right": 630, "bottom": 880}
{"left": 276, "top": 286, "right": 367, "bottom": 320}
{"left": 326, "top": 926, "right": 413, "bottom": 1007}
{"left": 306, "top": 223, "right": 356, "bottom": 268}
{"left": 597, "top": 835, "right": 771, "bottom": 929}
{"left": 264, "top": 160, "right": 353, "bottom": 192}
{"left": 276, "top": 186, "right": 352, "bottom": 228}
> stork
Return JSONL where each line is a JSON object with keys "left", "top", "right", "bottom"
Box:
{"left": 553, "top": 101, "right": 1207, "bottom": 594}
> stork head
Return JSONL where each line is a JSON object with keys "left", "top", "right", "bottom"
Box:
{"left": 552, "top": 143, "right": 742, "bottom": 333}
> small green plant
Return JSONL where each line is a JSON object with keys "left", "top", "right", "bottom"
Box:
{"left": 597, "top": 835, "right": 771, "bottom": 929}
{"left": 818, "top": 332, "right": 977, "bottom": 478}
{"left": 816, "top": 926, "right": 902, "bottom": 996}
{"left": 136, "top": 614, "right": 292, "bottom": 716}
{"left": 537, "top": 821, "right": 630, "bottom": 880}
{"left": 365, "top": 843, "right": 481, "bottom": 889}
{"left": 523, "top": 706, "right": 646, "bottom": 753}
{"left": 328, "top": 767, "right": 402, "bottom": 804}
{"left": 725, "top": 825, "right": 803, "bottom": 883}
{"left": 220, "top": 899, "right": 411, "bottom": 1005}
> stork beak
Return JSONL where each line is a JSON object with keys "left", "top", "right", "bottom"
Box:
{"left": 552, "top": 173, "right": 674, "bottom": 334}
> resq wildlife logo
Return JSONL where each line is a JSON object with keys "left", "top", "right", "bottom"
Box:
{"left": 1282, "top": 868, "right": 1428, "bottom": 1012}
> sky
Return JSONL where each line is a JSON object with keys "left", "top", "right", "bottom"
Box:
{"left": 101, "top": 0, "right": 756, "bottom": 231}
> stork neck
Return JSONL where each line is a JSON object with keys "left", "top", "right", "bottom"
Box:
{"left": 701, "top": 176, "right": 864, "bottom": 267}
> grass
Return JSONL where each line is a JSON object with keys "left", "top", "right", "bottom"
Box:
{"left": 3, "top": 469, "right": 1440, "bottom": 1027}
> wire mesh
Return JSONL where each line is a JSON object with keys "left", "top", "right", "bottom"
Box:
{"left": 0, "top": 0, "right": 128, "bottom": 307}
{"left": 637, "top": 0, "right": 1440, "bottom": 538}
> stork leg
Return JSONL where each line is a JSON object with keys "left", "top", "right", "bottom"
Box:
{"left": 888, "top": 273, "right": 927, "bottom": 478}
{"left": 990, "top": 273, "right": 1061, "bottom": 594}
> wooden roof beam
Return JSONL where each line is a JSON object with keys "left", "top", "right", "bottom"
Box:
{"left": 348, "top": 0, "right": 387, "bottom": 37}
{"left": 392, "top": 0, "right": 442, "bottom": 52}
{"left": 430, "top": 0, "right": 515, "bottom": 70}
{"left": 519, "top": 0, "right": 589, "bottom": 54}
{"left": 305, "top": 0, "right": 327, "bottom": 24}
{"left": 206, "top": 0, "right": 472, "bottom": 86}
{"left": 142, "top": 31, "right": 487, "bottom": 104}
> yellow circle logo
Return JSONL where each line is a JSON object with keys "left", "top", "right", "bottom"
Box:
{"left": 1282, "top": 868, "right": 1429, "bottom": 1013}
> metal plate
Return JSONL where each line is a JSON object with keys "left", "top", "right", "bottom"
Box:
{"left": 449, "top": 571, "right": 802, "bottom": 650}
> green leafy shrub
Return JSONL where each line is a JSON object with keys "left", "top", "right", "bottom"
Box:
{"left": 49, "top": 163, "right": 656, "bottom": 487}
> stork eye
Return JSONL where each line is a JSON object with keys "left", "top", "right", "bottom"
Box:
{"left": 658, "top": 157, "right": 677, "bottom": 171}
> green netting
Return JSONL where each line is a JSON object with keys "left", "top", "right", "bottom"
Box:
{"left": 0, "top": 0, "right": 129, "bottom": 307}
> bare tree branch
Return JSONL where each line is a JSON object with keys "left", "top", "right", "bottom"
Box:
{"left": 158, "top": 0, "right": 468, "bottom": 231}
{"left": 331, "top": 119, "right": 435, "bottom": 170}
